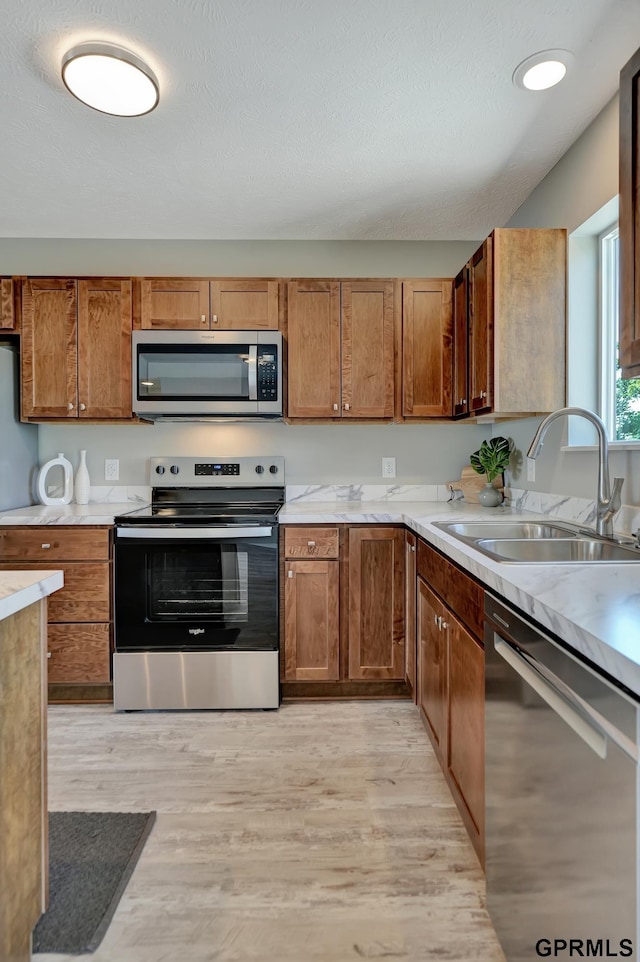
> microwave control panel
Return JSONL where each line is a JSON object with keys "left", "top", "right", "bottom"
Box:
{"left": 257, "top": 346, "right": 278, "bottom": 400}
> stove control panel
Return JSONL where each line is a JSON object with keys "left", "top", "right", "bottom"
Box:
{"left": 195, "top": 463, "right": 240, "bottom": 477}
{"left": 149, "top": 456, "right": 285, "bottom": 486}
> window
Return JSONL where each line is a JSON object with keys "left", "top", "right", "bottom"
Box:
{"left": 600, "top": 223, "right": 640, "bottom": 441}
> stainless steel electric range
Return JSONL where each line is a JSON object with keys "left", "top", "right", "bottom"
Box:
{"left": 113, "top": 456, "right": 284, "bottom": 711}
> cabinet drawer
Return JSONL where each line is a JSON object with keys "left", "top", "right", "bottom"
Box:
{"left": 0, "top": 561, "right": 110, "bottom": 622}
{"left": 47, "top": 623, "right": 111, "bottom": 683}
{"left": 284, "top": 527, "right": 339, "bottom": 559}
{"left": 416, "top": 538, "right": 483, "bottom": 642}
{"left": 0, "top": 527, "right": 110, "bottom": 562}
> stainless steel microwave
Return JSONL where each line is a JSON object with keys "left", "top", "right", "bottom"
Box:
{"left": 132, "top": 330, "right": 283, "bottom": 420}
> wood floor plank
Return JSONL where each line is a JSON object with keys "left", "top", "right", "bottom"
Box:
{"left": 40, "top": 702, "right": 504, "bottom": 962}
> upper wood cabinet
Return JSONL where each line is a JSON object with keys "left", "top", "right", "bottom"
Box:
{"left": 402, "top": 279, "right": 452, "bottom": 418}
{"left": 452, "top": 268, "right": 469, "bottom": 418}
{"left": 0, "top": 278, "right": 16, "bottom": 330}
{"left": 21, "top": 277, "right": 132, "bottom": 420}
{"left": 348, "top": 527, "right": 405, "bottom": 681}
{"left": 140, "top": 278, "right": 210, "bottom": 329}
{"left": 287, "top": 279, "right": 395, "bottom": 419}
{"left": 210, "top": 279, "right": 279, "bottom": 330}
{"left": 620, "top": 47, "right": 640, "bottom": 378}
{"left": 453, "top": 228, "right": 566, "bottom": 419}
{"left": 139, "top": 277, "right": 280, "bottom": 330}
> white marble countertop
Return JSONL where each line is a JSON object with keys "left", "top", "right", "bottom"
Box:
{"left": 0, "top": 570, "right": 64, "bottom": 622}
{"left": 280, "top": 499, "right": 640, "bottom": 699}
{"left": 0, "top": 503, "right": 139, "bottom": 525}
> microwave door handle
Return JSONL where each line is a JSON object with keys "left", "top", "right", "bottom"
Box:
{"left": 248, "top": 345, "right": 258, "bottom": 400}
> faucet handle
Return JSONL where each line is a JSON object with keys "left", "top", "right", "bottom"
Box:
{"left": 610, "top": 477, "right": 624, "bottom": 512}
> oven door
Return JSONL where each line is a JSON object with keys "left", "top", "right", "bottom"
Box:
{"left": 114, "top": 525, "right": 278, "bottom": 652}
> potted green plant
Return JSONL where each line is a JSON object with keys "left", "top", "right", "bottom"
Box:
{"left": 470, "top": 437, "right": 511, "bottom": 506}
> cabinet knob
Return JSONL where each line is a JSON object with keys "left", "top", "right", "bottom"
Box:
{"left": 344, "top": 403, "right": 350, "bottom": 411}
{"left": 79, "top": 402, "right": 86, "bottom": 411}
{"left": 333, "top": 403, "right": 339, "bottom": 411}
{"left": 460, "top": 398, "right": 466, "bottom": 405}
{"left": 410, "top": 545, "right": 415, "bottom": 552}
{"left": 211, "top": 314, "right": 218, "bottom": 325}
{"left": 434, "top": 614, "right": 440, "bottom": 628}
{"left": 67, "top": 402, "right": 74, "bottom": 411}
{"left": 288, "top": 570, "right": 293, "bottom": 579}
{"left": 480, "top": 391, "right": 487, "bottom": 399}
{"left": 47, "top": 652, "right": 52, "bottom": 659}
{"left": 41, "top": 543, "right": 51, "bottom": 549}
{"left": 201, "top": 314, "right": 207, "bottom": 324}
{"left": 441, "top": 621, "right": 448, "bottom": 630}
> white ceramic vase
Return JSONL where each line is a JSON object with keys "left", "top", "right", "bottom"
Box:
{"left": 74, "top": 450, "right": 90, "bottom": 505}
{"left": 477, "top": 482, "right": 502, "bottom": 507}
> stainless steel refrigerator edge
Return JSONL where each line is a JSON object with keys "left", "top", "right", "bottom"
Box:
{"left": 0, "top": 342, "right": 38, "bottom": 511}
{"left": 485, "top": 593, "right": 640, "bottom": 960}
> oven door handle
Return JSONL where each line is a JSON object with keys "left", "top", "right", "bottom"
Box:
{"left": 116, "top": 526, "right": 273, "bottom": 539}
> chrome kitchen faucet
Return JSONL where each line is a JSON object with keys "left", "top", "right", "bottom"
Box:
{"left": 526, "top": 406, "right": 624, "bottom": 539}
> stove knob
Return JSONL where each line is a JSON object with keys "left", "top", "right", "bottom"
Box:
{"left": 269, "top": 465, "right": 279, "bottom": 474}
{"left": 170, "top": 465, "right": 180, "bottom": 475}
{"left": 155, "top": 465, "right": 165, "bottom": 475}
{"left": 255, "top": 465, "right": 264, "bottom": 475}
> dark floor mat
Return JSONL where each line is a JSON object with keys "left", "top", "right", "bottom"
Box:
{"left": 33, "top": 810, "right": 156, "bottom": 955}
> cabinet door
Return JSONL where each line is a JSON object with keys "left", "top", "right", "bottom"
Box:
{"left": 287, "top": 279, "right": 341, "bottom": 418}
{"left": 402, "top": 279, "right": 453, "bottom": 417}
{"left": 140, "top": 278, "right": 210, "bottom": 329}
{"left": 447, "top": 614, "right": 484, "bottom": 856}
{"left": 210, "top": 279, "right": 279, "bottom": 330}
{"left": 468, "top": 238, "right": 493, "bottom": 413}
{"left": 620, "top": 46, "right": 640, "bottom": 378}
{"left": 47, "top": 623, "right": 111, "bottom": 683}
{"left": 78, "top": 279, "right": 132, "bottom": 418}
{"left": 284, "top": 560, "right": 339, "bottom": 681}
{"left": 417, "top": 578, "right": 447, "bottom": 762}
{"left": 404, "top": 531, "right": 417, "bottom": 700}
{"left": 452, "top": 268, "right": 469, "bottom": 418}
{"left": 21, "top": 278, "right": 78, "bottom": 418}
{"left": 341, "top": 280, "right": 395, "bottom": 418}
{"left": 0, "top": 278, "right": 15, "bottom": 330}
{"left": 348, "top": 527, "right": 404, "bottom": 680}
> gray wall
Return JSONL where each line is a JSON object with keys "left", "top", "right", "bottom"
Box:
{"left": 500, "top": 94, "right": 638, "bottom": 506}
{"left": 26, "top": 239, "right": 490, "bottom": 489}
{"left": 0, "top": 343, "right": 39, "bottom": 509}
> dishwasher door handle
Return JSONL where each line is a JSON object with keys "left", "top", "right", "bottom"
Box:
{"left": 494, "top": 637, "right": 608, "bottom": 759}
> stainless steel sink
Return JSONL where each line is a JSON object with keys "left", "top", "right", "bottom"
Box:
{"left": 475, "top": 537, "right": 640, "bottom": 564}
{"left": 436, "top": 521, "right": 577, "bottom": 540}
{"left": 432, "top": 519, "right": 640, "bottom": 563}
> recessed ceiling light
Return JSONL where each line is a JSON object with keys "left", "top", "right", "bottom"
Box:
{"left": 61, "top": 41, "right": 159, "bottom": 117}
{"left": 512, "top": 49, "right": 574, "bottom": 91}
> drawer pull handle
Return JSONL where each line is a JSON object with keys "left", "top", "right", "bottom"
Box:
{"left": 307, "top": 541, "right": 316, "bottom": 547}
{"left": 41, "top": 543, "right": 51, "bottom": 549}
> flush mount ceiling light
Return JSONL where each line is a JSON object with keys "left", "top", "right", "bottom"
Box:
{"left": 512, "top": 49, "right": 574, "bottom": 91}
{"left": 61, "top": 41, "right": 159, "bottom": 116}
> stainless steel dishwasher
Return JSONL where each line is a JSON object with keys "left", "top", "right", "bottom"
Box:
{"left": 485, "top": 593, "right": 639, "bottom": 961}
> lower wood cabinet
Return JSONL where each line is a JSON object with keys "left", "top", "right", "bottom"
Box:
{"left": 416, "top": 538, "right": 485, "bottom": 866}
{"left": 404, "top": 530, "right": 417, "bottom": 700}
{"left": 0, "top": 526, "right": 112, "bottom": 700}
{"left": 281, "top": 525, "right": 407, "bottom": 696}
{"left": 284, "top": 560, "right": 340, "bottom": 681}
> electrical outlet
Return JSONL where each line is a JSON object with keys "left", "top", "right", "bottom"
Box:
{"left": 526, "top": 457, "right": 536, "bottom": 482}
{"left": 382, "top": 457, "right": 396, "bottom": 479}
{"left": 104, "top": 459, "right": 119, "bottom": 482}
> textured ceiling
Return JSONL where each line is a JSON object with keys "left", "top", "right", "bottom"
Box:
{"left": 1, "top": 0, "right": 639, "bottom": 240}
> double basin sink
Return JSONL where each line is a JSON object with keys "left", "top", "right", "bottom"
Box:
{"left": 432, "top": 520, "right": 640, "bottom": 564}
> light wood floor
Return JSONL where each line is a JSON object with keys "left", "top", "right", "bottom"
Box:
{"left": 39, "top": 700, "right": 505, "bottom": 962}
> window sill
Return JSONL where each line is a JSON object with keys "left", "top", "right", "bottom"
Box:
{"left": 561, "top": 442, "right": 640, "bottom": 452}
